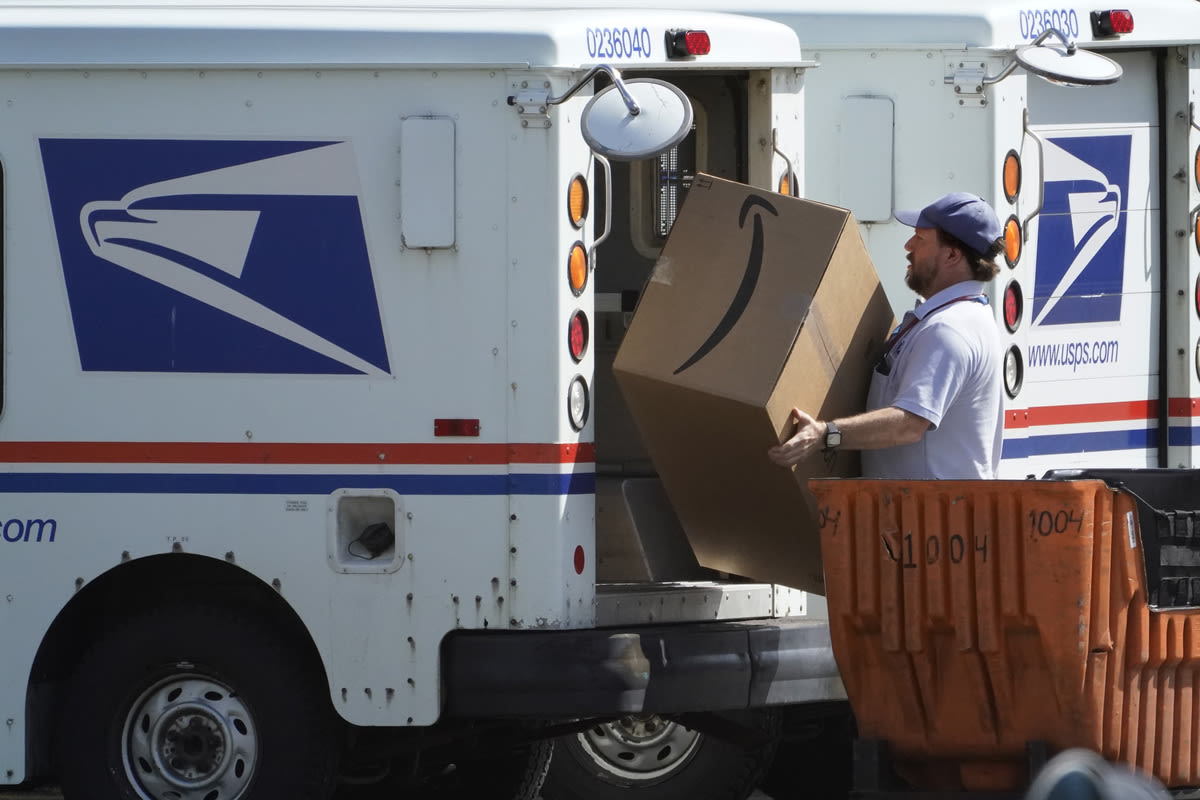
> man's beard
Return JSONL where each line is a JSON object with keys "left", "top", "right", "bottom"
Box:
{"left": 905, "top": 259, "right": 936, "bottom": 296}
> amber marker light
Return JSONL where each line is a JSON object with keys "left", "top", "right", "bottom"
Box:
{"left": 1195, "top": 211, "right": 1200, "bottom": 259}
{"left": 568, "top": 242, "right": 588, "bottom": 296}
{"left": 1003, "top": 150, "right": 1021, "bottom": 203}
{"left": 1004, "top": 216, "right": 1022, "bottom": 267}
{"left": 568, "top": 174, "right": 589, "bottom": 229}
{"left": 778, "top": 169, "right": 796, "bottom": 198}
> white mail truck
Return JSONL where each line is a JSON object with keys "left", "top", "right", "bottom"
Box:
{"left": 747, "top": 0, "right": 1200, "bottom": 481}
{"left": 531, "top": 0, "right": 1200, "bottom": 797}
{"left": 542, "top": 0, "right": 1199, "bottom": 480}
{"left": 0, "top": 3, "right": 831, "bottom": 800}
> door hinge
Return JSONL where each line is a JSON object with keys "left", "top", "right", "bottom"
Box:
{"left": 945, "top": 60, "right": 988, "bottom": 108}
{"left": 510, "top": 86, "right": 552, "bottom": 129}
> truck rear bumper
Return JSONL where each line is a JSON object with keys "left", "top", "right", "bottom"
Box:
{"left": 441, "top": 617, "right": 843, "bottom": 718}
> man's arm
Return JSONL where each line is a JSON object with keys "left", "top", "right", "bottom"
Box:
{"left": 766, "top": 406, "right": 931, "bottom": 468}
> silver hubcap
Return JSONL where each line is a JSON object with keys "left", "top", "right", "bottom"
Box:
{"left": 122, "top": 673, "right": 258, "bottom": 800}
{"left": 576, "top": 715, "right": 702, "bottom": 784}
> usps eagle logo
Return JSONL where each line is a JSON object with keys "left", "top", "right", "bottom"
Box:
{"left": 1031, "top": 133, "right": 1132, "bottom": 327}
{"left": 40, "top": 139, "right": 390, "bottom": 375}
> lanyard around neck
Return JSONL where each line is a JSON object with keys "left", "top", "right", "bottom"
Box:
{"left": 881, "top": 293, "right": 987, "bottom": 359}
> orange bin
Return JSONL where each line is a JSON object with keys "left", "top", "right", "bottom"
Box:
{"left": 810, "top": 477, "right": 1200, "bottom": 791}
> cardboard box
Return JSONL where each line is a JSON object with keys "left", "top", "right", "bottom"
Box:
{"left": 612, "top": 174, "right": 894, "bottom": 593}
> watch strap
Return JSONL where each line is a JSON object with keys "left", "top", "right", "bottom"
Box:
{"left": 824, "top": 420, "right": 842, "bottom": 451}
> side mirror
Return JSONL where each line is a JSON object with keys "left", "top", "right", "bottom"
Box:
{"left": 1013, "top": 28, "right": 1122, "bottom": 86}
{"left": 581, "top": 77, "right": 693, "bottom": 161}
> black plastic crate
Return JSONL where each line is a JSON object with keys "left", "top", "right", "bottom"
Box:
{"left": 1042, "top": 468, "right": 1200, "bottom": 609}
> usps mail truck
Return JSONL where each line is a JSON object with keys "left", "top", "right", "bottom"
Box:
{"left": 764, "top": 3, "right": 1200, "bottom": 792}
{"left": 548, "top": 0, "right": 1196, "bottom": 480}
{"left": 523, "top": 1, "right": 1200, "bottom": 796}
{"left": 0, "top": 3, "right": 833, "bottom": 800}
{"left": 534, "top": 1, "right": 1198, "bottom": 795}
{"left": 524, "top": 1, "right": 1200, "bottom": 795}
{"left": 749, "top": 0, "right": 1200, "bottom": 480}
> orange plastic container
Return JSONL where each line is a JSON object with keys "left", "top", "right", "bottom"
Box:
{"left": 811, "top": 478, "right": 1200, "bottom": 791}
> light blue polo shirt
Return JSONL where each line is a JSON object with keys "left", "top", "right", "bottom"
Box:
{"left": 861, "top": 280, "right": 1004, "bottom": 479}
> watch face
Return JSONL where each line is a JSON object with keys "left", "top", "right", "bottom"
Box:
{"left": 826, "top": 426, "right": 841, "bottom": 449}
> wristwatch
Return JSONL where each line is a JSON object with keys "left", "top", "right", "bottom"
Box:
{"left": 823, "top": 421, "right": 842, "bottom": 451}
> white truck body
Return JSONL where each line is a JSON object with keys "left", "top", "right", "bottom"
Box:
{"left": 0, "top": 2, "right": 828, "bottom": 794}
{"left": 708, "top": 0, "right": 1200, "bottom": 479}
{"left": 510, "top": 0, "right": 1200, "bottom": 480}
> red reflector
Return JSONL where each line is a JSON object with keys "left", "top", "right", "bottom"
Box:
{"left": 574, "top": 545, "right": 585, "bottom": 575}
{"left": 1003, "top": 281, "right": 1023, "bottom": 333}
{"left": 434, "top": 418, "right": 480, "bottom": 437}
{"left": 568, "top": 311, "right": 589, "bottom": 362}
{"left": 1091, "top": 9, "right": 1133, "bottom": 36}
{"left": 666, "top": 29, "right": 710, "bottom": 58}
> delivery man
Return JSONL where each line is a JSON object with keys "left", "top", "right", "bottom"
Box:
{"left": 768, "top": 192, "right": 1005, "bottom": 479}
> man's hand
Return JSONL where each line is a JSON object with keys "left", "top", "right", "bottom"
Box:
{"left": 768, "top": 407, "right": 825, "bottom": 467}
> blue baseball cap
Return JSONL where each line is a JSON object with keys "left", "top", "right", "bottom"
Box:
{"left": 895, "top": 192, "right": 1003, "bottom": 256}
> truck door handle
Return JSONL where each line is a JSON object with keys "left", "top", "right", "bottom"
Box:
{"left": 590, "top": 152, "right": 613, "bottom": 264}
{"left": 1021, "top": 108, "right": 1046, "bottom": 243}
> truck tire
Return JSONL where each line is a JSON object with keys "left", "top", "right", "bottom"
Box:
{"left": 338, "top": 735, "right": 552, "bottom": 800}
{"left": 540, "top": 711, "right": 779, "bottom": 800}
{"left": 436, "top": 738, "right": 554, "bottom": 800}
{"left": 55, "top": 603, "right": 338, "bottom": 800}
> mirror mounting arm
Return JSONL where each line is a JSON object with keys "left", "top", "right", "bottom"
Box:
{"left": 1031, "top": 27, "right": 1076, "bottom": 54}
{"left": 507, "top": 64, "right": 641, "bottom": 116}
{"left": 946, "top": 27, "right": 1097, "bottom": 89}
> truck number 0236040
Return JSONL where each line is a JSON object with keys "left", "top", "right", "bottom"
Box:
{"left": 585, "top": 27, "right": 653, "bottom": 59}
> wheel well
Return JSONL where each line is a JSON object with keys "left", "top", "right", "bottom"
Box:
{"left": 26, "top": 553, "right": 329, "bottom": 779}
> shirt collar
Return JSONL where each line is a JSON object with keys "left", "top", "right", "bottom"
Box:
{"left": 913, "top": 280, "right": 988, "bottom": 319}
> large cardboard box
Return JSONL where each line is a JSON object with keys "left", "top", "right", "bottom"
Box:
{"left": 612, "top": 175, "right": 894, "bottom": 593}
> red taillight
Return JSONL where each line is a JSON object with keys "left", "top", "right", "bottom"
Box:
{"left": 1004, "top": 281, "right": 1024, "bottom": 332}
{"left": 434, "top": 418, "right": 480, "bottom": 437}
{"left": 568, "top": 310, "right": 589, "bottom": 362}
{"left": 666, "top": 29, "right": 710, "bottom": 58}
{"left": 1091, "top": 9, "right": 1133, "bottom": 36}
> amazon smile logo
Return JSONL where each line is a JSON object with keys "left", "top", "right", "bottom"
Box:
{"left": 674, "top": 194, "right": 778, "bottom": 374}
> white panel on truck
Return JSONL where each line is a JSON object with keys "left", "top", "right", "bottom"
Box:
{"left": 838, "top": 96, "right": 894, "bottom": 223}
{"left": 401, "top": 116, "right": 456, "bottom": 248}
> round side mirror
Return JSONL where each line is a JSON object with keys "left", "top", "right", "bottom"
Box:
{"left": 1014, "top": 42, "right": 1123, "bottom": 86}
{"left": 581, "top": 78, "right": 693, "bottom": 161}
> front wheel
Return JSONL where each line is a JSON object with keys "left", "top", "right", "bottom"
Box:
{"left": 56, "top": 603, "right": 339, "bottom": 800}
{"left": 540, "top": 710, "right": 779, "bottom": 800}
